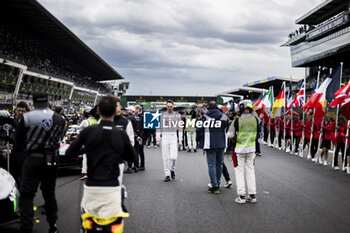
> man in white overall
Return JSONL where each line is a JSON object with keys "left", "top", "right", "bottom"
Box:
{"left": 156, "top": 99, "right": 183, "bottom": 182}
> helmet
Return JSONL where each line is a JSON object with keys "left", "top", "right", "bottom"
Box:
{"left": 239, "top": 100, "right": 253, "bottom": 113}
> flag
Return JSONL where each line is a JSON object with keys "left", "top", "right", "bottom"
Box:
{"left": 293, "top": 83, "right": 305, "bottom": 107}
{"left": 341, "top": 98, "right": 350, "bottom": 120}
{"left": 285, "top": 81, "right": 293, "bottom": 114}
{"left": 253, "top": 92, "right": 264, "bottom": 109}
{"left": 329, "top": 82, "right": 350, "bottom": 107}
{"left": 326, "top": 66, "right": 342, "bottom": 100}
{"left": 302, "top": 76, "right": 333, "bottom": 122}
{"left": 255, "top": 88, "right": 274, "bottom": 116}
{"left": 272, "top": 85, "right": 285, "bottom": 118}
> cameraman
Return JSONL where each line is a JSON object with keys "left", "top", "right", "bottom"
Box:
{"left": 15, "top": 94, "right": 66, "bottom": 233}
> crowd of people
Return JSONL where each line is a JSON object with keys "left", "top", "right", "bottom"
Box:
{"left": 0, "top": 29, "right": 112, "bottom": 94}
{"left": 260, "top": 110, "right": 350, "bottom": 171}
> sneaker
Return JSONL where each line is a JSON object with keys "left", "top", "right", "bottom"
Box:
{"left": 208, "top": 183, "right": 212, "bottom": 188}
{"left": 187, "top": 149, "right": 192, "bottom": 153}
{"left": 164, "top": 176, "right": 170, "bottom": 182}
{"left": 343, "top": 167, "right": 347, "bottom": 172}
{"left": 334, "top": 166, "right": 340, "bottom": 171}
{"left": 124, "top": 168, "right": 132, "bottom": 173}
{"left": 139, "top": 166, "right": 145, "bottom": 171}
{"left": 154, "top": 145, "right": 158, "bottom": 148}
{"left": 147, "top": 145, "right": 151, "bottom": 148}
{"left": 246, "top": 195, "right": 257, "bottom": 203}
{"left": 224, "top": 180, "right": 232, "bottom": 188}
{"left": 318, "top": 158, "right": 323, "bottom": 164}
{"left": 311, "top": 158, "right": 316, "bottom": 162}
{"left": 48, "top": 224, "right": 58, "bottom": 233}
{"left": 294, "top": 152, "right": 298, "bottom": 155}
{"left": 278, "top": 147, "right": 282, "bottom": 150}
{"left": 235, "top": 196, "right": 246, "bottom": 204}
{"left": 323, "top": 160, "right": 328, "bottom": 166}
{"left": 286, "top": 148, "right": 290, "bottom": 153}
{"left": 194, "top": 149, "right": 197, "bottom": 153}
{"left": 208, "top": 187, "right": 220, "bottom": 194}
{"left": 171, "top": 171, "right": 175, "bottom": 180}
{"left": 80, "top": 173, "right": 87, "bottom": 180}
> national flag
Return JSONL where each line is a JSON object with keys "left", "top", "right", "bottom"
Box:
{"left": 302, "top": 75, "right": 333, "bottom": 122}
{"left": 326, "top": 66, "right": 342, "bottom": 100}
{"left": 293, "top": 83, "right": 305, "bottom": 107}
{"left": 255, "top": 88, "right": 274, "bottom": 116}
{"left": 285, "top": 81, "right": 293, "bottom": 114}
{"left": 329, "top": 82, "right": 350, "bottom": 107}
{"left": 341, "top": 98, "right": 350, "bottom": 120}
{"left": 253, "top": 92, "right": 264, "bottom": 109}
{"left": 272, "top": 85, "right": 285, "bottom": 118}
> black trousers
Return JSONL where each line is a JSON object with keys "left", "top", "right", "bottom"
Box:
{"left": 294, "top": 136, "right": 300, "bottom": 152}
{"left": 20, "top": 156, "right": 58, "bottom": 232}
{"left": 334, "top": 140, "right": 346, "bottom": 167}
{"left": 129, "top": 142, "right": 145, "bottom": 168}
{"left": 311, "top": 138, "right": 319, "bottom": 158}
{"left": 222, "top": 163, "right": 230, "bottom": 182}
{"left": 270, "top": 127, "right": 275, "bottom": 145}
{"left": 263, "top": 126, "right": 268, "bottom": 142}
{"left": 278, "top": 131, "right": 283, "bottom": 148}
{"left": 10, "top": 151, "right": 26, "bottom": 188}
{"left": 147, "top": 129, "right": 156, "bottom": 146}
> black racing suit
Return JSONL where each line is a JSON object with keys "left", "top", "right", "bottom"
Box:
{"left": 15, "top": 108, "right": 66, "bottom": 232}
{"left": 129, "top": 113, "right": 145, "bottom": 168}
{"left": 65, "top": 120, "right": 137, "bottom": 187}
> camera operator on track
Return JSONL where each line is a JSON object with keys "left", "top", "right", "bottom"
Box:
{"left": 15, "top": 93, "right": 66, "bottom": 233}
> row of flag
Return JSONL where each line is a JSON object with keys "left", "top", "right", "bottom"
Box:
{"left": 253, "top": 65, "right": 350, "bottom": 121}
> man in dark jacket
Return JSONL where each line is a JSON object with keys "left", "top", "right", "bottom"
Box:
{"left": 197, "top": 101, "right": 228, "bottom": 194}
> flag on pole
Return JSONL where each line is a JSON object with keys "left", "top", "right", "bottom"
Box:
{"left": 253, "top": 92, "right": 264, "bottom": 109}
{"left": 326, "top": 66, "right": 342, "bottom": 100}
{"left": 272, "top": 85, "right": 285, "bottom": 118}
{"left": 341, "top": 98, "right": 350, "bottom": 120}
{"left": 292, "top": 83, "right": 305, "bottom": 107}
{"left": 285, "top": 81, "right": 293, "bottom": 114}
{"left": 303, "top": 69, "right": 340, "bottom": 121}
{"left": 255, "top": 88, "right": 274, "bottom": 116}
{"left": 329, "top": 82, "right": 350, "bottom": 107}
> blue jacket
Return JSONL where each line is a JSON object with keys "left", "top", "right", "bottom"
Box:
{"left": 196, "top": 109, "right": 228, "bottom": 150}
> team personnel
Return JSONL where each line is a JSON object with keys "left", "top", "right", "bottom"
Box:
{"left": 10, "top": 101, "right": 29, "bottom": 186}
{"left": 16, "top": 94, "right": 66, "bottom": 233}
{"left": 228, "top": 100, "right": 259, "bottom": 204}
{"left": 304, "top": 116, "right": 312, "bottom": 158}
{"left": 197, "top": 101, "right": 229, "bottom": 194}
{"left": 185, "top": 111, "right": 197, "bottom": 152}
{"left": 156, "top": 99, "right": 183, "bottom": 182}
{"left": 65, "top": 95, "right": 136, "bottom": 228}
{"left": 129, "top": 105, "right": 145, "bottom": 170}
{"left": 114, "top": 98, "right": 135, "bottom": 176}
{"left": 79, "top": 107, "right": 99, "bottom": 180}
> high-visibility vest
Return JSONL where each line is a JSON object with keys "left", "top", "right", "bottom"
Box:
{"left": 235, "top": 115, "right": 257, "bottom": 154}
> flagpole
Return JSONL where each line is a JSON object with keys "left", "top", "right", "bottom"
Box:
{"left": 333, "top": 62, "right": 344, "bottom": 168}
{"left": 300, "top": 77, "right": 306, "bottom": 157}
{"left": 290, "top": 77, "right": 294, "bottom": 154}
{"left": 308, "top": 66, "right": 321, "bottom": 158}
{"left": 283, "top": 81, "right": 286, "bottom": 151}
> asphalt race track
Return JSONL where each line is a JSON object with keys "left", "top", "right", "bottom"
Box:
{"left": 2, "top": 145, "right": 350, "bottom": 233}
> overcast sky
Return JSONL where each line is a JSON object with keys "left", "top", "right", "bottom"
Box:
{"left": 39, "top": 0, "right": 321, "bottom": 96}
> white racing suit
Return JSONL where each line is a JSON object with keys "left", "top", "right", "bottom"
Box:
{"left": 157, "top": 111, "right": 183, "bottom": 177}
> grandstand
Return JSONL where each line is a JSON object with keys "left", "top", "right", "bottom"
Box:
{"left": 0, "top": 0, "right": 124, "bottom": 110}
{"left": 283, "top": 0, "right": 350, "bottom": 88}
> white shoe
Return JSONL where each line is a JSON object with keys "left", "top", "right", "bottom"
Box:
{"left": 224, "top": 180, "right": 232, "bottom": 188}
{"left": 323, "top": 161, "right": 328, "bottom": 166}
{"left": 208, "top": 183, "right": 212, "bottom": 188}
{"left": 299, "top": 152, "right": 303, "bottom": 158}
{"left": 286, "top": 148, "right": 290, "bottom": 153}
{"left": 334, "top": 166, "right": 340, "bottom": 171}
{"left": 343, "top": 167, "right": 347, "bottom": 172}
{"left": 278, "top": 147, "right": 282, "bottom": 150}
{"left": 318, "top": 159, "right": 323, "bottom": 164}
{"left": 311, "top": 158, "right": 316, "bottom": 162}
{"left": 294, "top": 152, "right": 298, "bottom": 155}
{"left": 235, "top": 196, "right": 246, "bottom": 204}
{"left": 246, "top": 195, "right": 257, "bottom": 203}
